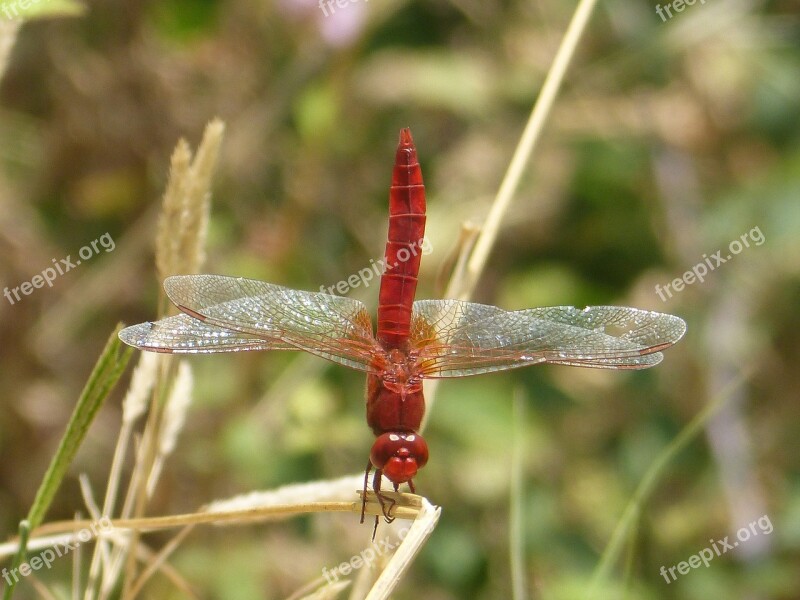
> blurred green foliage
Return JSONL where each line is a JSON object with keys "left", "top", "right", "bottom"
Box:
{"left": 1, "top": 0, "right": 799, "bottom": 598}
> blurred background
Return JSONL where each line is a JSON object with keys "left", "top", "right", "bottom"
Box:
{"left": 1, "top": 0, "right": 799, "bottom": 598}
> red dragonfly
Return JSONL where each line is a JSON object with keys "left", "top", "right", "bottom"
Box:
{"left": 120, "top": 128, "right": 685, "bottom": 526}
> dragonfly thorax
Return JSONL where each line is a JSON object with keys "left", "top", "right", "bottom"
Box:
{"left": 380, "top": 348, "right": 421, "bottom": 392}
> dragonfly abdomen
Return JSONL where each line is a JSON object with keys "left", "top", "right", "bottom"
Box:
{"left": 377, "top": 128, "right": 426, "bottom": 349}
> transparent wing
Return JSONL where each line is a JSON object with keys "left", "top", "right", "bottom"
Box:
{"left": 123, "top": 274, "right": 384, "bottom": 372}
{"left": 119, "top": 312, "right": 296, "bottom": 354}
{"left": 410, "top": 300, "right": 686, "bottom": 377}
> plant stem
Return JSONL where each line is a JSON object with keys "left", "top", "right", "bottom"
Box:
{"left": 587, "top": 367, "right": 754, "bottom": 595}
{"left": 450, "top": 0, "right": 599, "bottom": 300}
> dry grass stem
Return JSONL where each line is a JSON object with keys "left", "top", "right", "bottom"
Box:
{"left": 155, "top": 118, "right": 225, "bottom": 281}
{"left": 438, "top": 221, "right": 480, "bottom": 299}
{"left": 95, "top": 352, "right": 161, "bottom": 530}
{"left": 121, "top": 118, "right": 223, "bottom": 593}
{"left": 424, "top": 0, "right": 598, "bottom": 428}
{"left": 125, "top": 525, "right": 195, "bottom": 598}
{"left": 28, "top": 577, "right": 57, "bottom": 600}
{"left": 147, "top": 361, "right": 193, "bottom": 496}
{"left": 72, "top": 516, "right": 82, "bottom": 600}
{"left": 364, "top": 498, "right": 441, "bottom": 600}
{"left": 204, "top": 473, "right": 375, "bottom": 512}
{"left": 87, "top": 351, "right": 162, "bottom": 595}
{"left": 121, "top": 352, "right": 160, "bottom": 425}
{"left": 94, "top": 119, "right": 224, "bottom": 598}
{"left": 285, "top": 576, "right": 347, "bottom": 600}
{"left": 24, "top": 496, "right": 421, "bottom": 540}
{"left": 155, "top": 140, "right": 192, "bottom": 282}
{"left": 296, "top": 580, "right": 351, "bottom": 600}
{"left": 457, "top": 0, "right": 598, "bottom": 300}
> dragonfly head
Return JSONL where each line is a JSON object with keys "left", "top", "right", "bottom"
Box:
{"left": 370, "top": 432, "right": 429, "bottom": 485}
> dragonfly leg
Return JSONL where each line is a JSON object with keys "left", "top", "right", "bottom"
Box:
{"left": 360, "top": 460, "right": 372, "bottom": 524}
{"left": 372, "top": 469, "right": 397, "bottom": 524}
{"left": 362, "top": 464, "right": 398, "bottom": 538}
{"left": 407, "top": 479, "right": 416, "bottom": 494}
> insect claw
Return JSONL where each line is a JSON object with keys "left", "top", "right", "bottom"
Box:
{"left": 379, "top": 494, "right": 397, "bottom": 522}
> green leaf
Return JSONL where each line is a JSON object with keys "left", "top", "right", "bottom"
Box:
{"left": 3, "top": 326, "right": 132, "bottom": 599}
{"left": 1, "top": 521, "right": 29, "bottom": 600}
{"left": 27, "top": 325, "right": 132, "bottom": 528}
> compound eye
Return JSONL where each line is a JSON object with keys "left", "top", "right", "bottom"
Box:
{"left": 403, "top": 434, "right": 429, "bottom": 468}
{"left": 369, "top": 433, "right": 400, "bottom": 469}
{"left": 369, "top": 433, "right": 429, "bottom": 485}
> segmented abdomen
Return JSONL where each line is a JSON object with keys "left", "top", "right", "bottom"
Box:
{"left": 376, "top": 128, "right": 426, "bottom": 349}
